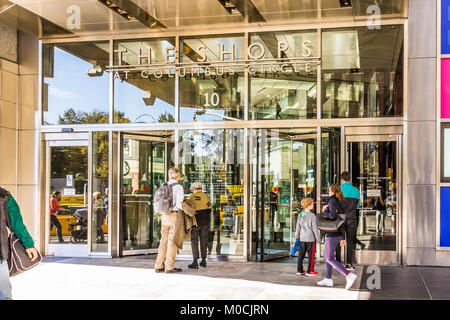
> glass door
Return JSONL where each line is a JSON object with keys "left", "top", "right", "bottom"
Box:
{"left": 46, "top": 139, "right": 89, "bottom": 257}
{"left": 120, "top": 134, "right": 168, "bottom": 255}
{"left": 252, "top": 129, "right": 317, "bottom": 261}
{"left": 346, "top": 135, "right": 400, "bottom": 265}
{"left": 177, "top": 129, "right": 245, "bottom": 257}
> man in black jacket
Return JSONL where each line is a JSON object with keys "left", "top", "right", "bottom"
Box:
{"left": 340, "top": 172, "right": 364, "bottom": 270}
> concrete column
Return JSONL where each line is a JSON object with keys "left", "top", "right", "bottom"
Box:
{"left": 0, "top": 23, "right": 40, "bottom": 250}
{"left": 405, "top": 0, "right": 438, "bottom": 265}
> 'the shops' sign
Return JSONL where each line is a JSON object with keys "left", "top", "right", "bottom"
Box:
{"left": 107, "top": 39, "right": 319, "bottom": 80}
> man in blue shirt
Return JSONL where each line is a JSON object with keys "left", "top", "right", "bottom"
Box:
{"left": 340, "top": 172, "right": 365, "bottom": 270}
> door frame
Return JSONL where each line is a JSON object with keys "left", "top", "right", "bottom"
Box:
{"left": 254, "top": 129, "right": 318, "bottom": 262}
{"left": 119, "top": 133, "right": 169, "bottom": 256}
{"left": 344, "top": 126, "right": 403, "bottom": 265}
{"left": 44, "top": 133, "right": 92, "bottom": 257}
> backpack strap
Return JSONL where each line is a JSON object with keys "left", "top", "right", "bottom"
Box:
{"left": 0, "top": 188, "right": 12, "bottom": 230}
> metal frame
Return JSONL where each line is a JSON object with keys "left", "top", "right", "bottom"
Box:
{"left": 437, "top": 0, "right": 450, "bottom": 252}
{"left": 44, "top": 137, "right": 92, "bottom": 257}
{"left": 344, "top": 131, "right": 403, "bottom": 265}
{"left": 441, "top": 124, "right": 450, "bottom": 183}
{"left": 37, "top": 18, "right": 409, "bottom": 263}
{"left": 118, "top": 132, "right": 181, "bottom": 256}
{"left": 40, "top": 18, "right": 407, "bottom": 44}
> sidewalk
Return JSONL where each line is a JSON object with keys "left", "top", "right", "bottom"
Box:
{"left": 8, "top": 256, "right": 450, "bottom": 300}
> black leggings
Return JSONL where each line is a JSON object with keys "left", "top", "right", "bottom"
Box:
{"left": 50, "top": 215, "right": 63, "bottom": 241}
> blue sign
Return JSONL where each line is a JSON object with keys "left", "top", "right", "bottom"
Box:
{"left": 443, "top": 0, "right": 450, "bottom": 54}
{"left": 441, "top": 187, "right": 450, "bottom": 247}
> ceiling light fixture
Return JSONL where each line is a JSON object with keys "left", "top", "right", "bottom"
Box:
{"left": 97, "top": 0, "right": 163, "bottom": 26}
{"left": 339, "top": 0, "right": 352, "bottom": 7}
{"left": 218, "top": 0, "right": 239, "bottom": 15}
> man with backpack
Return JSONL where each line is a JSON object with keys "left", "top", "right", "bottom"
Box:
{"left": 154, "top": 167, "right": 185, "bottom": 273}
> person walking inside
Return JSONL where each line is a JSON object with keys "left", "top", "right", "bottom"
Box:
{"left": 0, "top": 186, "right": 39, "bottom": 300}
{"left": 317, "top": 184, "right": 357, "bottom": 290}
{"left": 275, "top": 103, "right": 282, "bottom": 119}
{"left": 340, "top": 171, "right": 364, "bottom": 271}
{"left": 93, "top": 192, "right": 106, "bottom": 243}
{"left": 154, "top": 167, "right": 185, "bottom": 273}
{"left": 50, "top": 191, "right": 71, "bottom": 243}
{"left": 295, "top": 197, "right": 320, "bottom": 277}
{"left": 187, "top": 182, "right": 212, "bottom": 269}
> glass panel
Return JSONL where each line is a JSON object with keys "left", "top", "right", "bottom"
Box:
{"left": 122, "top": 137, "right": 166, "bottom": 251}
{"left": 252, "top": 129, "right": 317, "bottom": 259}
{"left": 49, "top": 146, "right": 88, "bottom": 244}
{"left": 291, "top": 131, "right": 317, "bottom": 245}
{"left": 42, "top": 42, "right": 110, "bottom": 125}
{"left": 441, "top": 187, "right": 450, "bottom": 247}
{"left": 178, "top": 129, "right": 245, "bottom": 255}
{"left": 91, "top": 132, "right": 109, "bottom": 253}
{"left": 113, "top": 38, "right": 176, "bottom": 123}
{"left": 322, "top": 25, "right": 403, "bottom": 118}
{"left": 250, "top": 30, "right": 318, "bottom": 120}
{"left": 320, "top": 128, "right": 342, "bottom": 207}
{"left": 444, "top": 127, "right": 450, "bottom": 180}
{"left": 179, "top": 34, "right": 245, "bottom": 122}
{"left": 348, "top": 140, "right": 397, "bottom": 251}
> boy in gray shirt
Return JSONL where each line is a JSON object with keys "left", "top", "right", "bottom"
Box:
{"left": 295, "top": 197, "right": 321, "bottom": 277}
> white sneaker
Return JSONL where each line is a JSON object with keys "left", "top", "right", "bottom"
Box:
{"left": 317, "top": 278, "right": 333, "bottom": 287}
{"left": 345, "top": 273, "right": 357, "bottom": 290}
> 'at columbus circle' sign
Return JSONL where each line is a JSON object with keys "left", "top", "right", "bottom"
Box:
{"left": 107, "top": 39, "right": 319, "bottom": 80}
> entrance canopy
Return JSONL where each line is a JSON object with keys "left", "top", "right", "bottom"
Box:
{"left": 0, "top": 0, "right": 408, "bottom": 39}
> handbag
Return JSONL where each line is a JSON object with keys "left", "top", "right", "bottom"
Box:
{"left": 2, "top": 195, "right": 42, "bottom": 277}
{"left": 317, "top": 213, "right": 346, "bottom": 232}
{"left": 7, "top": 232, "right": 42, "bottom": 277}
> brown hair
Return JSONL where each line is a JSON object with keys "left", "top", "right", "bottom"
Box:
{"left": 52, "top": 191, "right": 61, "bottom": 198}
{"left": 330, "top": 184, "right": 344, "bottom": 203}
{"left": 340, "top": 171, "right": 351, "bottom": 182}
{"left": 301, "top": 197, "right": 314, "bottom": 210}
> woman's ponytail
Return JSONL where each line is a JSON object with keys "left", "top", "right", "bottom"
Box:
{"left": 330, "top": 184, "right": 344, "bottom": 203}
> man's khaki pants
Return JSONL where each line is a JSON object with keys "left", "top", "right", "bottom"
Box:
{"left": 155, "top": 211, "right": 179, "bottom": 271}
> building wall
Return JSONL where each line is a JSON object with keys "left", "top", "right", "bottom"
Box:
{"left": 405, "top": 0, "right": 450, "bottom": 266}
{"left": 0, "top": 23, "right": 40, "bottom": 250}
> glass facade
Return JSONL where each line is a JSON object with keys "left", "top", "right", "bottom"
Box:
{"left": 40, "top": 23, "right": 405, "bottom": 261}
{"left": 42, "top": 42, "right": 110, "bottom": 125}
{"left": 41, "top": 25, "right": 403, "bottom": 125}
{"left": 113, "top": 38, "right": 176, "bottom": 123}
{"left": 322, "top": 26, "right": 403, "bottom": 118}
{"left": 249, "top": 30, "right": 318, "bottom": 120}
{"left": 179, "top": 34, "right": 245, "bottom": 122}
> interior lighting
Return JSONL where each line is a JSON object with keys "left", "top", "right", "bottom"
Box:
{"left": 339, "top": 0, "right": 352, "bottom": 7}
{"left": 98, "top": 0, "right": 134, "bottom": 21}
{"left": 218, "top": 0, "right": 236, "bottom": 15}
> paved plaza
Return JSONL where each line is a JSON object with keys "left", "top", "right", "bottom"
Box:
{"left": 8, "top": 256, "right": 450, "bottom": 300}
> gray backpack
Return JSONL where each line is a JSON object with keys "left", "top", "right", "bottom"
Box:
{"left": 153, "top": 182, "right": 176, "bottom": 214}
